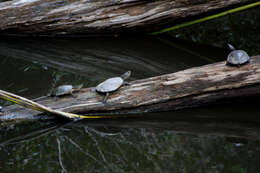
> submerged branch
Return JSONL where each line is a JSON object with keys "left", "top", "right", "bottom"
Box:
{"left": 57, "top": 138, "right": 68, "bottom": 173}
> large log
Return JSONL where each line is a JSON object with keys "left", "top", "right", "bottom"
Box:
{"left": 0, "top": 0, "right": 253, "bottom": 36}
{"left": 1, "top": 55, "right": 260, "bottom": 121}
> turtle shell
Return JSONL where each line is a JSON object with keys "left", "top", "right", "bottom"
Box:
{"left": 227, "top": 50, "right": 250, "bottom": 65}
{"left": 53, "top": 85, "right": 73, "bottom": 96}
{"left": 96, "top": 77, "right": 124, "bottom": 93}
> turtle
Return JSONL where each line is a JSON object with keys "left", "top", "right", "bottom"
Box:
{"left": 96, "top": 71, "right": 131, "bottom": 103}
{"left": 226, "top": 44, "right": 250, "bottom": 66}
{"left": 50, "top": 84, "right": 83, "bottom": 97}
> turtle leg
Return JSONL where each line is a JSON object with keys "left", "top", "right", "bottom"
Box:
{"left": 123, "top": 81, "right": 130, "bottom": 86}
{"left": 70, "top": 90, "right": 77, "bottom": 98}
{"left": 103, "top": 93, "right": 110, "bottom": 104}
{"left": 71, "top": 93, "right": 77, "bottom": 98}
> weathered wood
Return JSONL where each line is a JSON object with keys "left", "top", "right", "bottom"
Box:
{"left": 1, "top": 55, "right": 260, "bottom": 121}
{"left": 0, "top": 0, "right": 253, "bottom": 36}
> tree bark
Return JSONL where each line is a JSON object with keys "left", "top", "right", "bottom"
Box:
{"left": 1, "top": 55, "right": 260, "bottom": 121}
{"left": 0, "top": 0, "right": 253, "bottom": 36}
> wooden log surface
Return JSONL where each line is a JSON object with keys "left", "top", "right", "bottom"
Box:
{"left": 0, "top": 0, "right": 253, "bottom": 36}
{"left": 1, "top": 55, "right": 260, "bottom": 121}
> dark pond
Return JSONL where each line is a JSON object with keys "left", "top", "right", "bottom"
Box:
{"left": 0, "top": 6, "right": 259, "bottom": 173}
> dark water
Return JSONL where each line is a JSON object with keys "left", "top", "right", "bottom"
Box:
{"left": 0, "top": 6, "right": 260, "bottom": 173}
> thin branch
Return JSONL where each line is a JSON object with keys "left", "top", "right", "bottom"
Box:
{"left": 57, "top": 138, "right": 68, "bottom": 173}
{"left": 151, "top": 1, "right": 260, "bottom": 35}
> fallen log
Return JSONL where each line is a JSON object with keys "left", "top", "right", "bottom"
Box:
{"left": 0, "top": 0, "right": 254, "bottom": 36}
{"left": 1, "top": 55, "right": 260, "bottom": 121}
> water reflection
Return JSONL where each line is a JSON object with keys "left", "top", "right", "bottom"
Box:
{"left": 0, "top": 116, "right": 260, "bottom": 173}
{"left": 0, "top": 36, "right": 225, "bottom": 99}
{"left": 0, "top": 36, "right": 223, "bottom": 77}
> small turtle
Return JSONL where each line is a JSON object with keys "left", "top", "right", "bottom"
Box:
{"left": 50, "top": 84, "right": 83, "bottom": 97}
{"left": 226, "top": 44, "right": 250, "bottom": 66}
{"left": 96, "top": 71, "right": 131, "bottom": 103}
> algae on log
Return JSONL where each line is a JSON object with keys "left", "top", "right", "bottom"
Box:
{"left": 0, "top": 0, "right": 253, "bottom": 36}
{"left": 2, "top": 55, "right": 260, "bottom": 121}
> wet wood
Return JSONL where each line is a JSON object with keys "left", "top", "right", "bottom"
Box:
{"left": 1, "top": 55, "right": 260, "bottom": 121}
{"left": 0, "top": 0, "right": 253, "bottom": 36}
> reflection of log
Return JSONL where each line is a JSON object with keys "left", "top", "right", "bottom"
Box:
{"left": 81, "top": 119, "right": 260, "bottom": 140}
{"left": 2, "top": 56, "right": 260, "bottom": 121}
{"left": 0, "top": 0, "right": 252, "bottom": 36}
{"left": 2, "top": 118, "right": 260, "bottom": 146}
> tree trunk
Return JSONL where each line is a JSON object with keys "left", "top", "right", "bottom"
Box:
{"left": 0, "top": 0, "right": 253, "bottom": 36}
{"left": 2, "top": 55, "right": 260, "bottom": 121}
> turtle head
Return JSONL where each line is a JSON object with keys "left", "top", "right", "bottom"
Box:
{"left": 227, "top": 44, "right": 236, "bottom": 51}
{"left": 121, "top": 71, "right": 131, "bottom": 80}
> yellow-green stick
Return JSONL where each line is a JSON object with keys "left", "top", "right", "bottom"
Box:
{"left": 151, "top": 1, "right": 260, "bottom": 35}
{"left": 0, "top": 90, "right": 121, "bottom": 119}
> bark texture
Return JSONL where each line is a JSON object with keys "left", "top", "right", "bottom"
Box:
{"left": 1, "top": 55, "right": 260, "bottom": 121}
{"left": 0, "top": 0, "right": 253, "bottom": 35}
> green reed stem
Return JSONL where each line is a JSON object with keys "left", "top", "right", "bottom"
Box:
{"left": 151, "top": 1, "right": 260, "bottom": 35}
